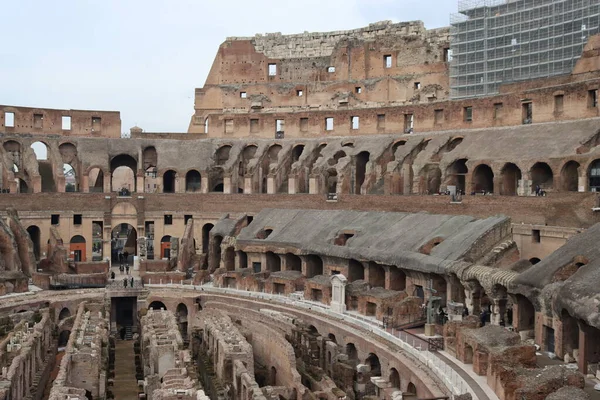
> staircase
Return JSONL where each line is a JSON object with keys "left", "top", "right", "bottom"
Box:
{"left": 124, "top": 325, "right": 133, "bottom": 340}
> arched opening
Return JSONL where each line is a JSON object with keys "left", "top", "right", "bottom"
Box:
{"left": 26, "top": 225, "right": 41, "bottom": 261}
{"left": 58, "top": 307, "right": 71, "bottom": 320}
{"left": 185, "top": 170, "right": 201, "bottom": 192}
{"left": 148, "top": 301, "right": 167, "bottom": 310}
{"left": 561, "top": 310, "right": 579, "bottom": 360}
{"left": 59, "top": 143, "right": 79, "bottom": 192}
{"left": 406, "top": 382, "right": 417, "bottom": 396}
{"left": 472, "top": 164, "right": 494, "bottom": 193}
{"left": 306, "top": 255, "right": 323, "bottom": 278}
{"left": 368, "top": 262, "right": 385, "bottom": 288}
{"left": 515, "top": 294, "right": 535, "bottom": 333}
{"left": 326, "top": 169, "right": 337, "bottom": 194}
{"left": 31, "top": 141, "right": 56, "bottom": 192}
{"left": 285, "top": 253, "right": 301, "bottom": 272}
{"left": 88, "top": 168, "right": 104, "bottom": 192}
{"left": 111, "top": 223, "right": 137, "bottom": 262}
{"left": 355, "top": 151, "right": 370, "bottom": 194}
{"left": 422, "top": 164, "right": 442, "bottom": 194}
{"left": 588, "top": 159, "right": 600, "bottom": 192}
{"left": 85, "top": 391, "right": 92, "bottom": 400}
{"left": 212, "top": 182, "right": 224, "bottom": 192}
{"left": 266, "top": 252, "right": 281, "bottom": 272}
{"left": 561, "top": 161, "right": 580, "bottom": 192}
{"left": 176, "top": 303, "right": 188, "bottom": 339}
{"left": 224, "top": 247, "right": 235, "bottom": 271}
{"left": 58, "top": 330, "right": 71, "bottom": 347}
{"left": 389, "top": 368, "right": 401, "bottom": 389}
{"left": 292, "top": 145, "right": 305, "bottom": 163}
{"left": 270, "top": 366, "right": 277, "bottom": 386}
{"left": 346, "top": 343, "right": 358, "bottom": 361}
{"left": 237, "top": 250, "right": 248, "bottom": 269}
{"left": 365, "top": 353, "right": 381, "bottom": 376}
{"left": 348, "top": 259, "right": 364, "bottom": 282}
{"left": 163, "top": 170, "right": 177, "bottom": 193}
{"left": 328, "top": 333, "right": 337, "bottom": 343}
{"left": 202, "top": 224, "right": 214, "bottom": 253}
{"left": 92, "top": 222, "right": 103, "bottom": 261}
{"left": 389, "top": 267, "right": 406, "bottom": 291}
{"left": 445, "top": 159, "right": 468, "bottom": 193}
{"left": 160, "top": 235, "right": 172, "bottom": 259}
{"left": 211, "top": 235, "right": 223, "bottom": 271}
{"left": 530, "top": 162, "right": 554, "bottom": 192}
{"left": 110, "top": 154, "right": 137, "bottom": 193}
{"left": 529, "top": 257, "right": 541, "bottom": 265}
{"left": 240, "top": 145, "right": 258, "bottom": 177}
{"left": 500, "top": 163, "right": 522, "bottom": 196}
{"left": 19, "top": 179, "right": 28, "bottom": 193}
{"left": 464, "top": 344, "right": 474, "bottom": 364}
{"left": 70, "top": 235, "right": 86, "bottom": 262}
{"left": 215, "top": 145, "right": 231, "bottom": 165}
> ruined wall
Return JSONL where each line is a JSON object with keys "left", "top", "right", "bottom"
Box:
{"left": 0, "top": 105, "right": 121, "bottom": 138}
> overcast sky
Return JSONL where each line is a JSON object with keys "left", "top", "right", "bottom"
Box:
{"left": 1, "top": 1, "right": 457, "bottom": 133}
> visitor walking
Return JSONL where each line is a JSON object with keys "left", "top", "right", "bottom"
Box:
{"left": 123, "top": 278, "right": 128, "bottom": 288}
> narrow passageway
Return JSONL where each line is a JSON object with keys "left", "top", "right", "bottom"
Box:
{"left": 112, "top": 340, "right": 139, "bottom": 399}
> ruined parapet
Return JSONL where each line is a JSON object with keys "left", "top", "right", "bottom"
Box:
{"left": 0, "top": 309, "right": 54, "bottom": 400}
{"left": 141, "top": 309, "right": 204, "bottom": 400}
{"left": 49, "top": 300, "right": 109, "bottom": 400}
{"left": 0, "top": 216, "right": 22, "bottom": 273}
{"left": 6, "top": 209, "right": 35, "bottom": 277}
{"left": 177, "top": 218, "right": 198, "bottom": 273}
{"left": 41, "top": 226, "right": 68, "bottom": 274}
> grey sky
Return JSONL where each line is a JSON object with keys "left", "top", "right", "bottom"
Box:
{"left": 1, "top": 1, "right": 457, "bottom": 133}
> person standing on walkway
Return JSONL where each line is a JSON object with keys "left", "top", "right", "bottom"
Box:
{"left": 130, "top": 276, "right": 134, "bottom": 287}
{"left": 123, "top": 278, "right": 128, "bottom": 288}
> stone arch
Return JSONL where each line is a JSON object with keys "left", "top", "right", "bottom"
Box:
{"left": 87, "top": 167, "right": 105, "bottom": 192}
{"left": 587, "top": 158, "right": 600, "bottom": 192}
{"left": 70, "top": 235, "right": 86, "bottom": 262}
{"left": 59, "top": 143, "right": 79, "bottom": 192}
{"left": 185, "top": 169, "right": 201, "bottom": 192}
{"left": 162, "top": 169, "right": 177, "bottom": 193}
{"left": 529, "top": 257, "right": 541, "bottom": 265}
{"left": 202, "top": 223, "right": 214, "bottom": 254}
{"left": 58, "top": 330, "right": 71, "bottom": 347}
{"left": 560, "top": 309, "right": 579, "bottom": 359}
{"left": 530, "top": 162, "right": 554, "bottom": 191}
{"left": 266, "top": 251, "right": 281, "bottom": 272}
{"left": 464, "top": 344, "right": 474, "bottom": 364}
{"left": 58, "top": 307, "right": 71, "bottom": 321}
{"left": 111, "top": 223, "right": 137, "bottom": 262}
{"left": 421, "top": 164, "right": 442, "bottom": 194}
{"left": 215, "top": 145, "right": 232, "bottom": 165}
{"left": 500, "top": 163, "right": 522, "bottom": 196}
{"left": 160, "top": 235, "right": 172, "bottom": 259}
{"left": 26, "top": 225, "right": 41, "bottom": 261}
{"left": 365, "top": 353, "right": 381, "bottom": 376}
{"left": 560, "top": 161, "right": 580, "bottom": 192}
{"left": 292, "top": 144, "right": 305, "bottom": 163}
{"left": 270, "top": 366, "right": 277, "bottom": 386}
{"left": 285, "top": 253, "right": 301, "bottom": 272}
{"left": 354, "top": 151, "right": 370, "bottom": 194}
{"left": 444, "top": 158, "right": 468, "bottom": 193}
{"left": 31, "top": 141, "right": 56, "bottom": 192}
{"left": 472, "top": 163, "right": 494, "bottom": 193}
{"left": 346, "top": 343, "right": 358, "bottom": 360}
{"left": 515, "top": 294, "right": 535, "bottom": 333}
{"left": 406, "top": 382, "right": 417, "bottom": 396}
{"left": 389, "top": 368, "right": 401, "bottom": 389}
{"left": 110, "top": 154, "right": 137, "bottom": 192}
{"left": 348, "top": 259, "right": 364, "bottom": 282}
{"left": 148, "top": 301, "right": 167, "bottom": 310}
{"left": 306, "top": 255, "right": 323, "bottom": 278}
{"left": 176, "top": 303, "right": 189, "bottom": 338}
{"left": 389, "top": 267, "right": 406, "bottom": 291}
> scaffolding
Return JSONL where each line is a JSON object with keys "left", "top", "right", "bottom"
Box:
{"left": 450, "top": 0, "right": 600, "bottom": 98}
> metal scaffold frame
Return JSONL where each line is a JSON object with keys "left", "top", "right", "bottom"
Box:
{"left": 450, "top": 0, "right": 600, "bottom": 99}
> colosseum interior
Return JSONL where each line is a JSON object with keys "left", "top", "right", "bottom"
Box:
{"left": 2, "top": 4, "right": 600, "bottom": 400}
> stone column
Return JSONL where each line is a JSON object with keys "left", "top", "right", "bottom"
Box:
{"left": 288, "top": 176, "right": 297, "bottom": 194}
{"left": 267, "top": 176, "right": 276, "bottom": 194}
{"left": 578, "top": 173, "right": 588, "bottom": 193}
{"left": 309, "top": 175, "right": 320, "bottom": 194}
{"left": 223, "top": 176, "right": 232, "bottom": 194}
{"left": 463, "top": 282, "right": 481, "bottom": 316}
{"left": 136, "top": 174, "right": 144, "bottom": 193}
{"left": 201, "top": 173, "right": 209, "bottom": 194}
{"left": 490, "top": 298, "right": 507, "bottom": 326}
{"left": 244, "top": 176, "right": 253, "bottom": 194}
{"left": 401, "top": 164, "right": 412, "bottom": 194}
{"left": 103, "top": 173, "right": 111, "bottom": 193}
{"left": 82, "top": 174, "right": 89, "bottom": 193}
{"left": 174, "top": 174, "right": 181, "bottom": 193}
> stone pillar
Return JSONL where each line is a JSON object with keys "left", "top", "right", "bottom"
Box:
{"left": 174, "top": 174, "right": 181, "bottom": 193}
{"left": 309, "top": 176, "right": 319, "bottom": 194}
{"left": 330, "top": 274, "right": 348, "bottom": 313}
{"left": 201, "top": 174, "right": 209, "bottom": 193}
{"left": 31, "top": 176, "right": 42, "bottom": 193}
{"left": 578, "top": 174, "right": 588, "bottom": 193}
{"left": 136, "top": 174, "right": 144, "bottom": 193}
{"left": 223, "top": 176, "right": 232, "bottom": 194}
{"left": 578, "top": 323, "right": 589, "bottom": 375}
{"left": 490, "top": 298, "right": 507, "bottom": 326}
{"left": 82, "top": 174, "right": 89, "bottom": 193}
{"left": 401, "top": 164, "right": 412, "bottom": 194}
{"left": 244, "top": 176, "right": 253, "bottom": 194}
{"left": 267, "top": 176, "right": 276, "bottom": 194}
{"left": 288, "top": 177, "right": 297, "bottom": 194}
{"left": 463, "top": 282, "right": 481, "bottom": 316}
{"left": 104, "top": 173, "right": 111, "bottom": 193}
